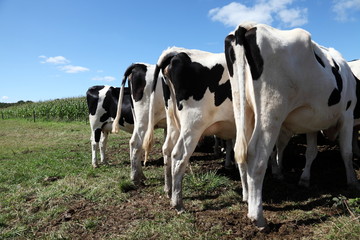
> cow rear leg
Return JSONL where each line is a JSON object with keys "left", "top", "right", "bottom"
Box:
{"left": 224, "top": 139, "right": 234, "bottom": 169}
{"left": 271, "top": 128, "right": 292, "bottom": 180}
{"left": 298, "top": 132, "right": 318, "bottom": 187}
{"left": 246, "top": 124, "right": 281, "bottom": 230}
{"left": 339, "top": 123, "right": 360, "bottom": 190}
{"left": 130, "top": 133, "right": 146, "bottom": 185}
{"left": 99, "top": 131, "right": 109, "bottom": 165}
{"left": 162, "top": 125, "right": 179, "bottom": 198}
{"left": 171, "top": 132, "right": 202, "bottom": 212}
{"left": 91, "top": 128, "right": 102, "bottom": 168}
{"left": 91, "top": 140, "right": 99, "bottom": 168}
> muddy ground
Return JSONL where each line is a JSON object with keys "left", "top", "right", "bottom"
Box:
{"left": 37, "top": 134, "right": 360, "bottom": 239}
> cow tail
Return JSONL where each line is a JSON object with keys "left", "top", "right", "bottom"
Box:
{"left": 225, "top": 27, "right": 249, "bottom": 164}
{"left": 143, "top": 50, "right": 177, "bottom": 154}
{"left": 142, "top": 65, "right": 161, "bottom": 155}
{"left": 112, "top": 64, "right": 135, "bottom": 133}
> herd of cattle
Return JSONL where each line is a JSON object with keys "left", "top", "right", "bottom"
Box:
{"left": 86, "top": 23, "right": 360, "bottom": 231}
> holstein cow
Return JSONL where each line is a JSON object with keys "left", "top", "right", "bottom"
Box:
{"left": 112, "top": 63, "right": 166, "bottom": 185}
{"left": 143, "top": 47, "right": 235, "bottom": 210}
{"left": 224, "top": 22, "right": 360, "bottom": 230}
{"left": 272, "top": 59, "right": 360, "bottom": 187}
{"left": 86, "top": 85, "right": 134, "bottom": 168}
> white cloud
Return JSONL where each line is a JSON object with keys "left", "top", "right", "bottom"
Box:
{"left": 40, "top": 55, "right": 70, "bottom": 65}
{"left": 209, "top": 0, "right": 308, "bottom": 28}
{"left": 2, "top": 96, "right": 9, "bottom": 101}
{"left": 91, "top": 76, "right": 116, "bottom": 82}
{"left": 332, "top": 0, "right": 360, "bottom": 22}
{"left": 59, "top": 65, "right": 90, "bottom": 73}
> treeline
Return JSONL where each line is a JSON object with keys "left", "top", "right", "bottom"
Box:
{"left": 0, "top": 100, "right": 33, "bottom": 109}
{"left": 0, "top": 97, "right": 88, "bottom": 122}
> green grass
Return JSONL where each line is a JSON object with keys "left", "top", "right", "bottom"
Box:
{"left": 0, "top": 119, "right": 132, "bottom": 238}
{"left": 1, "top": 119, "right": 360, "bottom": 239}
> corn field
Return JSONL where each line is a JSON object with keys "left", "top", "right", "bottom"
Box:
{"left": 0, "top": 97, "right": 88, "bottom": 122}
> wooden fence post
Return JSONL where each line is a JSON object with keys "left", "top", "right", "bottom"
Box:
{"left": 33, "top": 110, "right": 36, "bottom": 122}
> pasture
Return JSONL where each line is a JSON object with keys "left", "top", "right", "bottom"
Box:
{"left": 1, "top": 117, "right": 360, "bottom": 239}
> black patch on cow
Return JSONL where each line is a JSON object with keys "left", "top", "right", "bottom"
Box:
{"left": 100, "top": 87, "right": 134, "bottom": 126}
{"left": 328, "top": 88, "right": 341, "bottom": 106}
{"left": 346, "top": 101, "right": 352, "bottom": 110}
{"left": 224, "top": 34, "right": 236, "bottom": 77}
{"left": 354, "top": 74, "right": 360, "bottom": 119}
{"left": 86, "top": 85, "right": 105, "bottom": 115}
{"left": 327, "top": 60, "right": 344, "bottom": 107}
{"left": 119, "top": 88, "right": 134, "bottom": 126}
{"left": 234, "top": 26, "right": 247, "bottom": 46}
{"left": 161, "top": 77, "right": 171, "bottom": 109}
{"left": 167, "top": 52, "right": 226, "bottom": 111}
{"left": 244, "top": 28, "right": 263, "bottom": 80}
{"left": 128, "top": 64, "right": 147, "bottom": 102}
{"left": 214, "top": 80, "right": 232, "bottom": 106}
{"left": 332, "top": 66, "right": 343, "bottom": 92}
{"left": 234, "top": 27, "right": 263, "bottom": 80}
{"left": 314, "top": 52, "right": 325, "bottom": 68}
{"left": 152, "top": 65, "right": 161, "bottom": 93}
{"left": 94, "top": 128, "right": 102, "bottom": 143}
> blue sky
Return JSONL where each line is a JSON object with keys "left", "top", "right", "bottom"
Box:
{"left": 1, "top": 0, "right": 359, "bottom": 103}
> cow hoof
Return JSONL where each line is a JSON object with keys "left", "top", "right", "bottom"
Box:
{"left": 298, "top": 179, "right": 310, "bottom": 188}
{"left": 132, "top": 178, "right": 145, "bottom": 186}
{"left": 92, "top": 163, "right": 99, "bottom": 168}
{"left": 171, "top": 202, "right": 185, "bottom": 214}
{"left": 173, "top": 205, "right": 185, "bottom": 214}
{"left": 250, "top": 218, "right": 268, "bottom": 232}
{"left": 257, "top": 224, "right": 270, "bottom": 233}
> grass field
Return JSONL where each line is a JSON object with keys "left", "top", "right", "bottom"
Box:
{"left": 1, "top": 119, "right": 360, "bottom": 239}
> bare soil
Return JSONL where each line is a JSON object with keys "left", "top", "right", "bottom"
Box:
{"left": 36, "top": 134, "right": 360, "bottom": 239}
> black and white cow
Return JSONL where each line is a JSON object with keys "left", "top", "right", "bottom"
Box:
{"left": 143, "top": 47, "right": 235, "bottom": 210}
{"left": 271, "top": 59, "right": 360, "bottom": 187}
{"left": 112, "top": 63, "right": 166, "bottom": 185}
{"left": 86, "top": 85, "right": 134, "bottom": 168}
{"left": 225, "top": 22, "right": 359, "bottom": 230}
